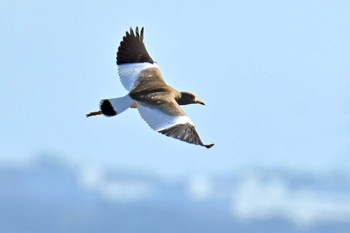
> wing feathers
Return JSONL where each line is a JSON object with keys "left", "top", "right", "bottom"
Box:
{"left": 118, "top": 62, "right": 160, "bottom": 91}
{"left": 116, "top": 27, "right": 154, "bottom": 65}
{"left": 136, "top": 103, "right": 213, "bottom": 148}
{"left": 136, "top": 103, "right": 191, "bottom": 131}
{"left": 159, "top": 123, "right": 214, "bottom": 148}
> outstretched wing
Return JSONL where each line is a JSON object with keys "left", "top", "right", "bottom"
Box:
{"left": 117, "top": 27, "right": 154, "bottom": 65}
{"left": 136, "top": 100, "right": 214, "bottom": 149}
{"left": 117, "top": 27, "right": 161, "bottom": 91}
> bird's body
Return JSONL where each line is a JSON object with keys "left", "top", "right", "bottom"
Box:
{"left": 87, "top": 27, "right": 214, "bottom": 148}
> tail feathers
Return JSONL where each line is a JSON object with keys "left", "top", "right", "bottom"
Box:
{"left": 100, "top": 95, "right": 134, "bottom": 117}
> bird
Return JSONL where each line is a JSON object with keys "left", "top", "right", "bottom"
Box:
{"left": 87, "top": 27, "right": 214, "bottom": 149}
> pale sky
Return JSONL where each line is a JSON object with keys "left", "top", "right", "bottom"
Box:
{"left": 1, "top": 0, "right": 349, "bottom": 177}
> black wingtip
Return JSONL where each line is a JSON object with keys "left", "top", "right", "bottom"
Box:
{"left": 116, "top": 26, "right": 154, "bottom": 65}
{"left": 159, "top": 123, "right": 213, "bottom": 149}
{"left": 204, "top": 144, "right": 214, "bottom": 149}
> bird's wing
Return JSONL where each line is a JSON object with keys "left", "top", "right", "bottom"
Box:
{"left": 136, "top": 99, "right": 214, "bottom": 148}
{"left": 117, "top": 27, "right": 163, "bottom": 91}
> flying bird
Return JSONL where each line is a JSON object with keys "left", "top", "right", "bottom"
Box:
{"left": 87, "top": 27, "right": 214, "bottom": 148}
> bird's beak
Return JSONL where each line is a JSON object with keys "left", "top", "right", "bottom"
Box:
{"left": 195, "top": 98, "right": 205, "bottom": 105}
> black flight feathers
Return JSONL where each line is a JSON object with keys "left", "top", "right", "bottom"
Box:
{"left": 116, "top": 27, "right": 155, "bottom": 65}
{"left": 159, "top": 123, "right": 214, "bottom": 149}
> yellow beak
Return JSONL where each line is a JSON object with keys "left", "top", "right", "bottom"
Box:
{"left": 195, "top": 98, "right": 205, "bottom": 105}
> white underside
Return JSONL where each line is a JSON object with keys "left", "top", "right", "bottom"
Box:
{"left": 118, "top": 63, "right": 160, "bottom": 91}
{"left": 136, "top": 102, "right": 194, "bottom": 131}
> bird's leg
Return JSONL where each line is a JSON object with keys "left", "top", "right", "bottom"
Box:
{"left": 130, "top": 102, "right": 138, "bottom": 108}
{"left": 86, "top": 111, "right": 102, "bottom": 117}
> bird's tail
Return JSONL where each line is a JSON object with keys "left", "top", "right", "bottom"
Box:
{"left": 100, "top": 95, "right": 134, "bottom": 116}
{"left": 86, "top": 95, "right": 134, "bottom": 117}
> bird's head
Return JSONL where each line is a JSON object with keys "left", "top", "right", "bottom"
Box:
{"left": 177, "top": 92, "right": 205, "bottom": 105}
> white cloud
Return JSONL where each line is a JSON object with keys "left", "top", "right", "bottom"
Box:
{"left": 78, "top": 166, "right": 154, "bottom": 203}
{"left": 231, "top": 174, "right": 350, "bottom": 225}
{"left": 78, "top": 165, "right": 105, "bottom": 190}
{"left": 187, "top": 175, "right": 213, "bottom": 201}
{"left": 100, "top": 181, "right": 153, "bottom": 203}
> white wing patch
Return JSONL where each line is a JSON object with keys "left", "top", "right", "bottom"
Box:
{"left": 136, "top": 102, "right": 194, "bottom": 131}
{"left": 118, "top": 62, "right": 160, "bottom": 91}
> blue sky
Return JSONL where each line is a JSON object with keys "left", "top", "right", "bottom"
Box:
{"left": 1, "top": 0, "right": 349, "bottom": 177}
